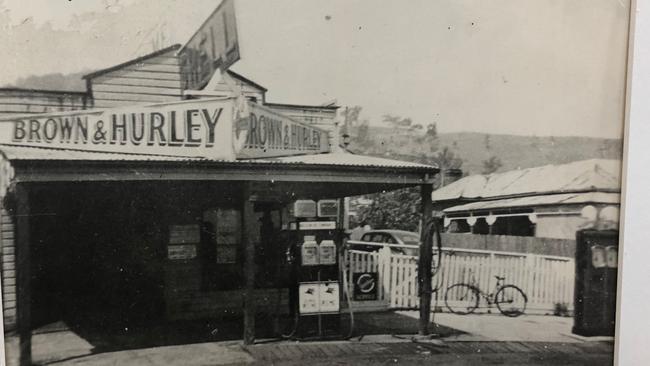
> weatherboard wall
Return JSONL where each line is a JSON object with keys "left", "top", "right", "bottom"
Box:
{"left": 87, "top": 49, "right": 184, "bottom": 108}
{"left": 86, "top": 48, "right": 268, "bottom": 108}
{"left": 1, "top": 204, "right": 17, "bottom": 331}
{"left": 0, "top": 89, "right": 88, "bottom": 118}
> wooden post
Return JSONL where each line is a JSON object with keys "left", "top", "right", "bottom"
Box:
{"left": 418, "top": 183, "right": 433, "bottom": 335}
{"left": 242, "top": 183, "right": 256, "bottom": 345}
{"left": 15, "top": 184, "right": 31, "bottom": 366}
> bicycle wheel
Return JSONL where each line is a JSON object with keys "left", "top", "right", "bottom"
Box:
{"left": 494, "top": 285, "right": 527, "bottom": 317}
{"left": 444, "top": 284, "right": 480, "bottom": 315}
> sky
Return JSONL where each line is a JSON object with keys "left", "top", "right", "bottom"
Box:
{"left": 0, "top": 0, "right": 630, "bottom": 138}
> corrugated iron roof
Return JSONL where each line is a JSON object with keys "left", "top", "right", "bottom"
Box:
{"left": 444, "top": 191, "right": 620, "bottom": 213}
{"left": 0, "top": 144, "right": 437, "bottom": 171}
{"left": 433, "top": 159, "right": 621, "bottom": 201}
{"left": 250, "top": 153, "right": 436, "bottom": 170}
{"left": 0, "top": 144, "right": 205, "bottom": 161}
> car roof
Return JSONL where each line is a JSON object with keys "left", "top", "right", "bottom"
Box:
{"left": 362, "top": 230, "right": 419, "bottom": 236}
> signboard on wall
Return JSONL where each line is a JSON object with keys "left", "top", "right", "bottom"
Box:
{"left": 168, "top": 244, "right": 197, "bottom": 260}
{"left": 298, "top": 281, "right": 340, "bottom": 315}
{"left": 168, "top": 224, "right": 200, "bottom": 260}
{"left": 353, "top": 272, "right": 378, "bottom": 301}
{"left": 234, "top": 102, "right": 330, "bottom": 159}
{"left": 299, "top": 221, "right": 336, "bottom": 230}
{"left": 169, "top": 224, "right": 201, "bottom": 244}
{"left": 178, "top": 0, "right": 240, "bottom": 90}
{"left": 0, "top": 98, "right": 236, "bottom": 160}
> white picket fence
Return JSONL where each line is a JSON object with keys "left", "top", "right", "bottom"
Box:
{"left": 343, "top": 246, "right": 575, "bottom": 313}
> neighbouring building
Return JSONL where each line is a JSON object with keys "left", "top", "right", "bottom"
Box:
{"left": 432, "top": 159, "right": 621, "bottom": 240}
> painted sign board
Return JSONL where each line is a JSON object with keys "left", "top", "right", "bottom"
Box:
{"left": 317, "top": 200, "right": 339, "bottom": 217}
{"left": 0, "top": 97, "right": 330, "bottom": 160}
{"left": 234, "top": 102, "right": 330, "bottom": 159}
{"left": 293, "top": 200, "right": 317, "bottom": 218}
{"left": 298, "top": 281, "right": 340, "bottom": 315}
{"left": 298, "top": 221, "right": 337, "bottom": 230}
{"left": 353, "top": 272, "right": 379, "bottom": 301}
{"left": 178, "top": 0, "right": 240, "bottom": 90}
{"left": 319, "top": 282, "right": 340, "bottom": 313}
{"left": 169, "top": 224, "right": 201, "bottom": 244}
{"left": 299, "top": 282, "right": 320, "bottom": 315}
{"left": 0, "top": 98, "right": 237, "bottom": 160}
{"left": 168, "top": 244, "right": 197, "bottom": 260}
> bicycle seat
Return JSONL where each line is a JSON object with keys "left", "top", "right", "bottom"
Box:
{"left": 494, "top": 275, "right": 505, "bottom": 281}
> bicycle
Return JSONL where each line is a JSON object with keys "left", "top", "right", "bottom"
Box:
{"left": 444, "top": 272, "right": 528, "bottom": 317}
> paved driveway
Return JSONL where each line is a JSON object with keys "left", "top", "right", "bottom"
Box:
{"left": 398, "top": 312, "right": 584, "bottom": 342}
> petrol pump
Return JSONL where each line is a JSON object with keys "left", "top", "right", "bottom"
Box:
{"left": 284, "top": 199, "right": 345, "bottom": 339}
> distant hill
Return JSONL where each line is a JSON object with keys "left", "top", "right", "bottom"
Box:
{"left": 3, "top": 71, "right": 89, "bottom": 92}
{"left": 351, "top": 127, "right": 623, "bottom": 176}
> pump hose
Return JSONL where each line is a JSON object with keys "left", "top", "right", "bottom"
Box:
{"left": 422, "top": 217, "right": 443, "bottom": 327}
{"left": 278, "top": 282, "right": 299, "bottom": 339}
{"left": 422, "top": 217, "right": 443, "bottom": 279}
{"left": 341, "top": 259, "right": 355, "bottom": 339}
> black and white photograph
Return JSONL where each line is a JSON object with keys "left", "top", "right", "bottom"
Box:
{"left": 0, "top": 0, "right": 634, "bottom": 365}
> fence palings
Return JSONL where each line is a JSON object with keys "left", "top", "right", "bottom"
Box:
{"left": 343, "top": 246, "right": 574, "bottom": 312}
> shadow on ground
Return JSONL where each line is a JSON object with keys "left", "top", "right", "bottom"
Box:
{"left": 345, "top": 311, "right": 464, "bottom": 338}
{"left": 20, "top": 311, "right": 465, "bottom": 365}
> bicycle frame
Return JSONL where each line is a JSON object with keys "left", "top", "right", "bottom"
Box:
{"left": 466, "top": 273, "right": 506, "bottom": 307}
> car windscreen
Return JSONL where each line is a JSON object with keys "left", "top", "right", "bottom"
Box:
{"left": 393, "top": 232, "right": 420, "bottom": 245}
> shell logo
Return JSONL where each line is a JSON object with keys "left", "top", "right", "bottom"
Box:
{"left": 232, "top": 97, "right": 250, "bottom": 154}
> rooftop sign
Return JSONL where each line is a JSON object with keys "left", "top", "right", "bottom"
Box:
{"left": 178, "top": 0, "right": 240, "bottom": 90}
{"left": 0, "top": 98, "right": 330, "bottom": 160}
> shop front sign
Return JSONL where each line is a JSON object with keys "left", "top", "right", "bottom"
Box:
{"left": 1, "top": 97, "right": 330, "bottom": 159}
{"left": 234, "top": 102, "right": 329, "bottom": 159}
{"left": 1, "top": 98, "right": 236, "bottom": 160}
{"left": 167, "top": 244, "right": 197, "bottom": 260}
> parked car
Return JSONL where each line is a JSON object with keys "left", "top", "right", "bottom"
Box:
{"left": 351, "top": 229, "right": 420, "bottom": 256}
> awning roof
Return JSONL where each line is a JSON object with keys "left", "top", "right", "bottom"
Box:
{"left": 0, "top": 144, "right": 437, "bottom": 199}
{"left": 0, "top": 144, "right": 435, "bottom": 171}
{"left": 433, "top": 159, "right": 621, "bottom": 202}
{"left": 444, "top": 191, "right": 620, "bottom": 213}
